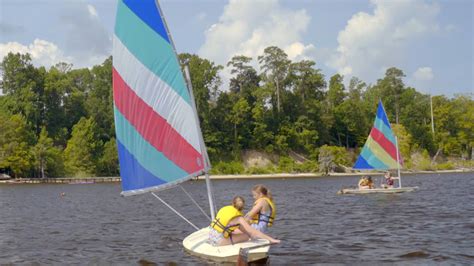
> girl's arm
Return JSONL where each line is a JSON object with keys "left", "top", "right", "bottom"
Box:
{"left": 244, "top": 199, "right": 264, "bottom": 221}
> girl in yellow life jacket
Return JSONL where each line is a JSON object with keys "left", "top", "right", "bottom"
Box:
{"left": 358, "top": 176, "right": 370, "bottom": 189}
{"left": 244, "top": 185, "right": 276, "bottom": 233}
{"left": 208, "top": 196, "right": 280, "bottom": 246}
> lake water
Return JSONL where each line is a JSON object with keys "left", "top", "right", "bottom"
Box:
{"left": 1, "top": 173, "right": 473, "bottom": 264}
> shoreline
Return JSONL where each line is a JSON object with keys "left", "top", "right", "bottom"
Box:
{"left": 196, "top": 168, "right": 474, "bottom": 180}
{"left": 0, "top": 169, "right": 472, "bottom": 184}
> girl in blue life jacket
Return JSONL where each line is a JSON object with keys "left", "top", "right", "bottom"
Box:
{"left": 245, "top": 185, "right": 276, "bottom": 233}
{"left": 208, "top": 196, "right": 280, "bottom": 246}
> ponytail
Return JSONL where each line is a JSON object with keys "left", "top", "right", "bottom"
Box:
{"left": 232, "top": 196, "right": 245, "bottom": 211}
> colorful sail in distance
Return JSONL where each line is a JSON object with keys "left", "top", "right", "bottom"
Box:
{"left": 353, "top": 101, "right": 402, "bottom": 170}
{"left": 113, "top": 0, "right": 206, "bottom": 196}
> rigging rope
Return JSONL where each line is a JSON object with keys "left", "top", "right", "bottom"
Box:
{"left": 210, "top": 179, "right": 218, "bottom": 215}
{"left": 151, "top": 192, "right": 199, "bottom": 231}
{"left": 179, "top": 185, "right": 211, "bottom": 221}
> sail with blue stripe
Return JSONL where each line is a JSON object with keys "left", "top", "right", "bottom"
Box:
{"left": 113, "top": 0, "right": 207, "bottom": 196}
{"left": 354, "top": 101, "right": 402, "bottom": 170}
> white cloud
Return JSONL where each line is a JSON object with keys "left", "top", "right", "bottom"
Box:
{"left": 58, "top": 2, "right": 111, "bottom": 67}
{"left": 284, "top": 42, "right": 316, "bottom": 62}
{"left": 87, "top": 4, "right": 98, "bottom": 18}
{"left": 329, "top": 0, "right": 440, "bottom": 81}
{"left": 0, "top": 39, "right": 73, "bottom": 68}
{"left": 199, "top": 0, "right": 316, "bottom": 84}
{"left": 0, "top": 2, "right": 110, "bottom": 70}
{"left": 413, "top": 67, "right": 434, "bottom": 81}
{"left": 0, "top": 37, "right": 109, "bottom": 70}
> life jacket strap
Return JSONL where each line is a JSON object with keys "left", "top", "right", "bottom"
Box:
{"left": 253, "top": 204, "right": 274, "bottom": 224}
{"left": 211, "top": 217, "right": 240, "bottom": 237}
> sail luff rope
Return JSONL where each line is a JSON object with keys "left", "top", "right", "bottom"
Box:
{"left": 151, "top": 192, "right": 200, "bottom": 231}
{"left": 179, "top": 185, "right": 211, "bottom": 221}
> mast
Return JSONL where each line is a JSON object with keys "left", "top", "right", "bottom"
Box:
{"left": 155, "top": 0, "right": 216, "bottom": 220}
{"left": 395, "top": 136, "right": 402, "bottom": 188}
{"left": 184, "top": 65, "right": 216, "bottom": 220}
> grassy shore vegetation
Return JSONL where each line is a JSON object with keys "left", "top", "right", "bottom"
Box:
{"left": 0, "top": 49, "right": 473, "bottom": 178}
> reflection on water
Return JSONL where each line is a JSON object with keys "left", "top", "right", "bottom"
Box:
{"left": 1, "top": 173, "right": 473, "bottom": 264}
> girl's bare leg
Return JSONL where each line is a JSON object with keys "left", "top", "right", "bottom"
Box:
{"left": 236, "top": 217, "right": 280, "bottom": 244}
{"left": 218, "top": 233, "right": 251, "bottom": 246}
{"left": 217, "top": 217, "right": 280, "bottom": 246}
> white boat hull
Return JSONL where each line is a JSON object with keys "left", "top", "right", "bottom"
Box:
{"left": 338, "top": 187, "right": 418, "bottom": 194}
{"left": 182, "top": 227, "right": 270, "bottom": 263}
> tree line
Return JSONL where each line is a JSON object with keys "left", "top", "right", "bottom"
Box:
{"left": 0, "top": 47, "right": 472, "bottom": 178}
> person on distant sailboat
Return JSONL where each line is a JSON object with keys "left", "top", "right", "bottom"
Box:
{"left": 245, "top": 185, "right": 276, "bottom": 233}
{"left": 208, "top": 196, "right": 280, "bottom": 246}
{"left": 367, "top": 176, "right": 374, "bottom": 189}
{"left": 382, "top": 171, "right": 395, "bottom": 188}
{"left": 358, "top": 176, "right": 370, "bottom": 189}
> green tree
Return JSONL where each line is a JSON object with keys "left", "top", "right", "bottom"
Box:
{"left": 0, "top": 113, "right": 35, "bottom": 178}
{"left": 392, "top": 123, "right": 413, "bottom": 167}
{"left": 294, "top": 115, "right": 318, "bottom": 153}
{"left": 43, "top": 64, "right": 69, "bottom": 139}
{"left": 0, "top": 52, "right": 45, "bottom": 134}
{"left": 86, "top": 57, "right": 114, "bottom": 142}
{"left": 179, "top": 53, "right": 223, "bottom": 116}
{"left": 230, "top": 97, "right": 251, "bottom": 153}
{"left": 432, "top": 95, "right": 474, "bottom": 158}
{"left": 337, "top": 77, "right": 370, "bottom": 147}
{"left": 258, "top": 46, "right": 291, "bottom": 113}
{"left": 373, "top": 67, "right": 405, "bottom": 124}
{"left": 207, "top": 93, "right": 234, "bottom": 160}
{"left": 64, "top": 117, "right": 102, "bottom": 176}
{"left": 327, "top": 74, "right": 346, "bottom": 107}
{"left": 327, "top": 74, "right": 347, "bottom": 146}
{"left": 63, "top": 68, "right": 90, "bottom": 140}
{"left": 249, "top": 85, "right": 274, "bottom": 151}
{"left": 179, "top": 53, "right": 223, "bottom": 159}
{"left": 398, "top": 88, "right": 435, "bottom": 153}
{"left": 227, "top": 55, "right": 260, "bottom": 99}
{"left": 97, "top": 138, "right": 119, "bottom": 176}
{"left": 33, "top": 127, "right": 64, "bottom": 178}
{"left": 318, "top": 145, "right": 349, "bottom": 174}
{"left": 290, "top": 60, "right": 326, "bottom": 104}
{"left": 432, "top": 95, "right": 461, "bottom": 157}
{"left": 453, "top": 95, "right": 474, "bottom": 159}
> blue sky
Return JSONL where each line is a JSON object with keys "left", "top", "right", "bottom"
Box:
{"left": 1, "top": 0, "right": 472, "bottom": 96}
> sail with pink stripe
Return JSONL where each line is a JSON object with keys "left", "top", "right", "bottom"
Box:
{"left": 353, "top": 101, "right": 402, "bottom": 170}
{"left": 113, "top": 0, "right": 206, "bottom": 196}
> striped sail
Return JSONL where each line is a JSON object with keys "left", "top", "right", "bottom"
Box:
{"left": 353, "top": 101, "right": 402, "bottom": 170}
{"left": 113, "top": 0, "right": 206, "bottom": 196}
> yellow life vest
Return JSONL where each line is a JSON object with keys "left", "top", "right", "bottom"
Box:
{"left": 210, "top": 205, "right": 243, "bottom": 238}
{"left": 250, "top": 197, "right": 276, "bottom": 227}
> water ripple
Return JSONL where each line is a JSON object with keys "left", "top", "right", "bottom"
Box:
{"left": 0, "top": 173, "right": 473, "bottom": 264}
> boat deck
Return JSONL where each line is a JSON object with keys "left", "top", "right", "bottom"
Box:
{"left": 338, "top": 187, "right": 419, "bottom": 194}
{"left": 183, "top": 227, "right": 270, "bottom": 263}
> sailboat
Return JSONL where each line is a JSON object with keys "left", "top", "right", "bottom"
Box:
{"left": 113, "top": 0, "right": 270, "bottom": 263}
{"left": 338, "top": 101, "right": 418, "bottom": 194}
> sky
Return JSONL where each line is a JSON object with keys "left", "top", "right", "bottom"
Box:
{"left": 0, "top": 0, "right": 473, "bottom": 96}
